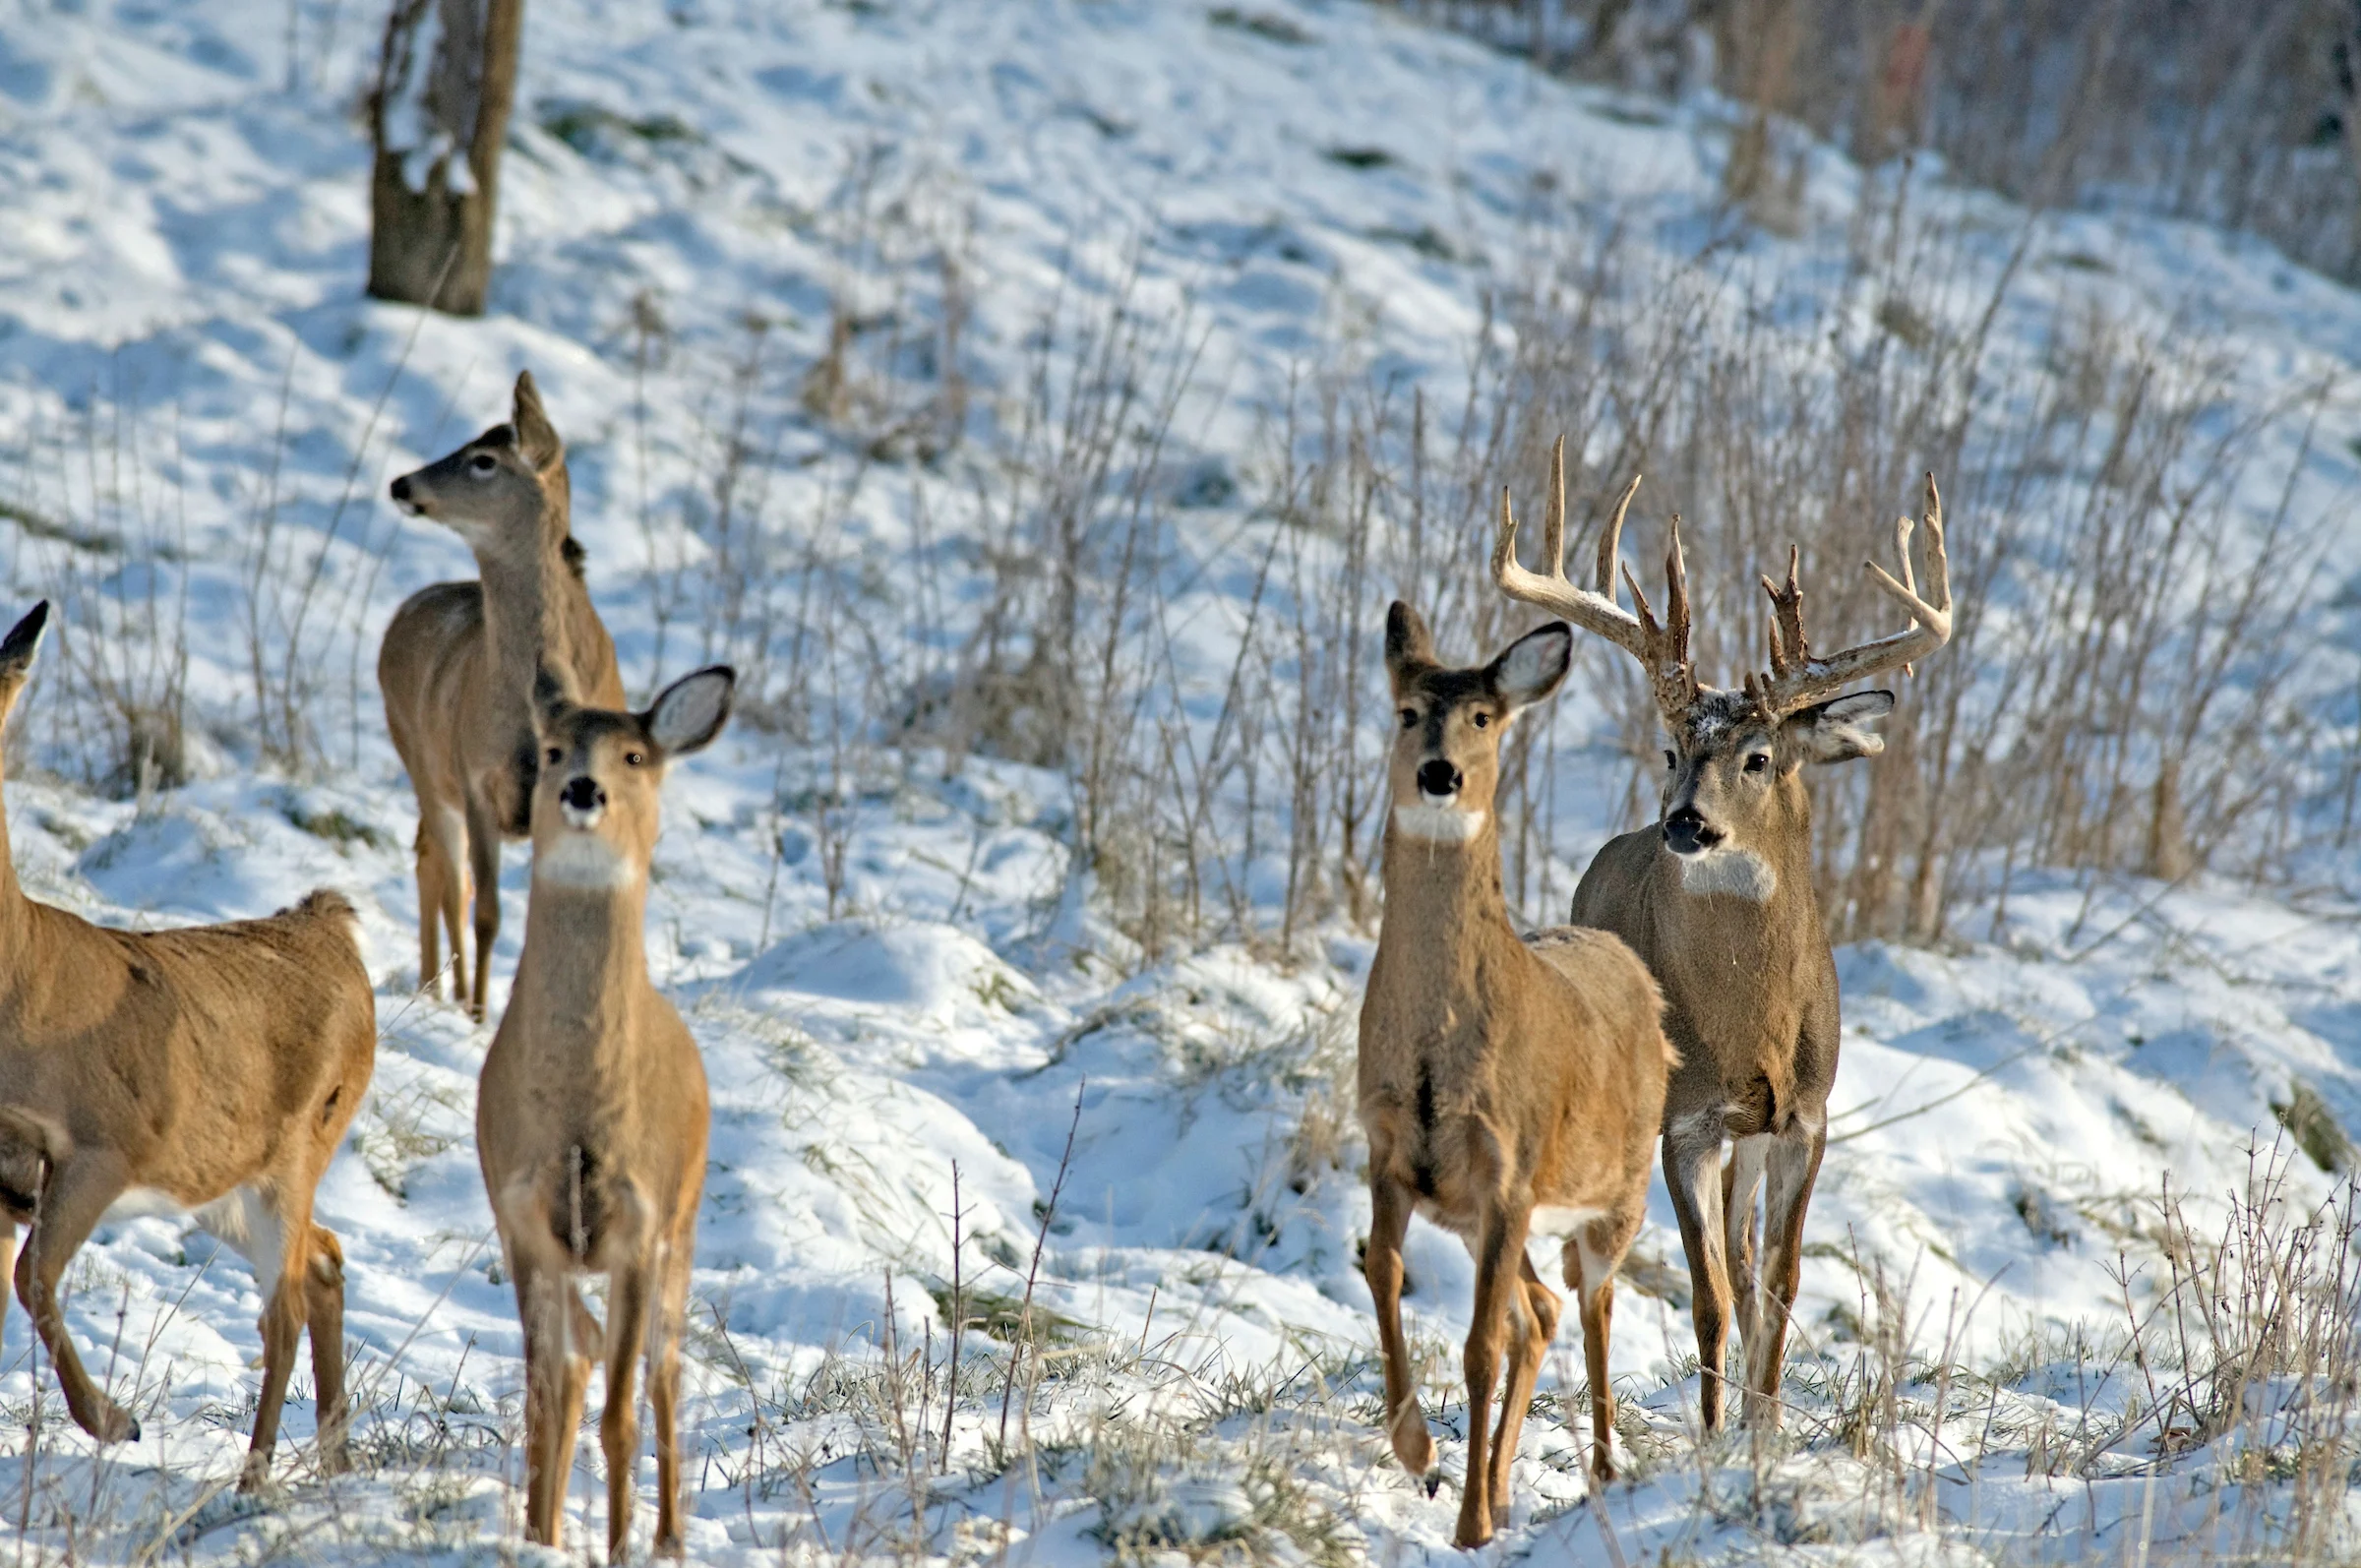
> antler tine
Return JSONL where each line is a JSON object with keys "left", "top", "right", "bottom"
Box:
{"left": 1752, "top": 473, "right": 1957, "bottom": 717}
{"left": 1494, "top": 459, "right": 1698, "bottom": 720}
{"left": 1594, "top": 471, "right": 1643, "bottom": 598}
{"left": 1541, "top": 436, "right": 1570, "bottom": 582}
{"left": 1758, "top": 544, "right": 1806, "bottom": 678}
{"left": 1492, "top": 480, "right": 1651, "bottom": 662}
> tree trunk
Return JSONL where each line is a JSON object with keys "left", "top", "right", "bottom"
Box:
{"left": 367, "top": 0, "right": 525, "bottom": 316}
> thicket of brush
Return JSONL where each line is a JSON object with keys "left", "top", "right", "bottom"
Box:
{"left": 0, "top": 154, "right": 2340, "bottom": 961}
{"left": 1404, "top": 0, "right": 2361, "bottom": 285}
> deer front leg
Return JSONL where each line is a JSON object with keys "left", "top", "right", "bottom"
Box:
{"left": 1455, "top": 1203, "right": 1524, "bottom": 1549}
{"left": 14, "top": 1151, "right": 140, "bottom": 1442}
{"left": 1488, "top": 1251, "right": 1558, "bottom": 1513}
{"left": 1725, "top": 1133, "right": 1768, "bottom": 1379}
{"left": 1362, "top": 1168, "right": 1434, "bottom": 1482}
{"left": 1663, "top": 1117, "right": 1734, "bottom": 1434}
{"left": 1745, "top": 1116, "right": 1826, "bottom": 1429}
{"left": 601, "top": 1260, "right": 655, "bottom": 1562}
{"left": 647, "top": 1235, "right": 694, "bottom": 1556}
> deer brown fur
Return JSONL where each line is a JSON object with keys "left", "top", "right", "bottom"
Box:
{"left": 476, "top": 662, "right": 733, "bottom": 1558}
{"left": 1360, "top": 604, "right": 1672, "bottom": 1546}
{"left": 1494, "top": 443, "right": 1956, "bottom": 1430}
{"left": 378, "top": 371, "right": 625, "bottom": 1019}
{"left": 0, "top": 602, "right": 377, "bottom": 1488}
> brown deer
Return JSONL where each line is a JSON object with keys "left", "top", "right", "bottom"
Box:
{"left": 378, "top": 371, "right": 625, "bottom": 1019}
{"left": 477, "top": 661, "right": 733, "bottom": 1558}
{"left": 1493, "top": 443, "right": 1954, "bottom": 1431}
{"left": 0, "top": 602, "right": 377, "bottom": 1488}
{"left": 1360, "top": 603, "right": 1672, "bottom": 1547}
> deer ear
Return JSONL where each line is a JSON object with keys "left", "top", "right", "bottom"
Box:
{"left": 1792, "top": 690, "right": 1895, "bottom": 764}
{"left": 1486, "top": 622, "right": 1572, "bottom": 711}
{"left": 645, "top": 666, "right": 735, "bottom": 757}
{"left": 0, "top": 600, "right": 48, "bottom": 722}
{"left": 1384, "top": 601, "right": 1435, "bottom": 684}
{"left": 513, "top": 371, "right": 564, "bottom": 471}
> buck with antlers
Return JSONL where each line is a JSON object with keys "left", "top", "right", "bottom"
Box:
{"left": 1493, "top": 444, "right": 1955, "bottom": 1431}
{"left": 0, "top": 603, "right": 377, "bottom": 1486}
{"left": 478, "top": 661, "right": 733, "bottom": 1557}
{"left": 1360, "top": 604, "right": 1672, "bottom": 1545}
{"left": 379, "top": 371, "right": 625, "bottom": 1019}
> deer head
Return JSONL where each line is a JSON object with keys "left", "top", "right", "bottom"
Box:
{"left": 1493, "top": 439, "right": 1952, "bottom": 898}
{"left": 527, "top": 663, "right": 735, "bottom": 892}
{"left": 388, "top": 370, "right": 569, "bottom": 561}
{"left": 1382, "top": 602, "right": 1572, "bottom": 846}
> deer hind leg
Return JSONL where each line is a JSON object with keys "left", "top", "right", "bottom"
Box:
{"left": 1745, "top": 1118, "right": 1826, "bottom": 1430}
{"left": 600, "top": 1257, "right": 655, "bottom": 1562}
{"left": 1362, "top": 1165, "right": 1434, "bottom": 1482}
{"left": 1454, "top": 1201, "right": 1525, "bottom": 1549}
{"left": 1724, "top": 1133, "right": 1768, "bottom": 1381}
{"left": 464, "top": 793, "right": 504, "bottom": 1022}
{"left": 15, "top": 1150, "right": 140, "bottom": 1442}
{"left": 416, "top": 806, "right": 467, "bottom": 1003}
{"left": 647, "top": 1233, "right": 694, "bottom": 1556}
{"left": 1663, "top": 1117, "right": 1734, "bottom": 1434}
{"left": 1488, "top": 1250, "right": 1559, "bottom": 1513}
{"left": 304, "top": 1226, "right": 351, "bottom": 1474}
{"left": 1566, "top": 1205, "right": 1644, "bottom": 1483}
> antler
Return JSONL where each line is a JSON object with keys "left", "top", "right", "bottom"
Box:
{"left": 1743, "top": 473, "right": 1953, "bottom": 719}
{"left": 1491, "top": 436, "right": 1697, "bottom": 720}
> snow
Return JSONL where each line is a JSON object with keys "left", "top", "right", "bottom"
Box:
{"left": 0, "top": 0, "right": 2357, "bottom": 1562}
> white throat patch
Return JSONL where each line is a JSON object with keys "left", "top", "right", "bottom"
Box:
{"left": 1393, "top": 803, "right": 1486, "bottom": 844}
{"left": 1676, "top": 846, "right": 1778, "bottom": 902}
{"left": 534, "top": 832, "right": 639, "bottom": 890}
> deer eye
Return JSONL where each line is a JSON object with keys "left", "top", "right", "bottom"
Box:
{"left": 1744, "top": 752, "right": 1771, "bottom": 774}
{"left": 624, "top": 750, "right": 646, "bottom": 767}
{"left": 543, "top": 746, "right": 562, "bottom": 765}
{"left": 1399, "top": 707, "right": 1417, "bottom": 730}
{"left": 468, "top": 452, "right": 498, "bottom": 476}
{"left": 1665, "top": 750, "right": 1676, "bottom": 769}
{"left": 1471, "top": 710, "right": 1489, "bottom": 729}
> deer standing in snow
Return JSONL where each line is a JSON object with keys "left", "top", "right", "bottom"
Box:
{"left": 477, "top": 662, "right": 733, "bottom": 1558}
{"left": 1359, "top": 603, "right": 1672, "bottom": 1547}
{"left": 0, "top": 602, "right": 377, "bottom": 1487}
{"left": 378, "top": 371, "right": 625, "bottom": 1019}
{"left": 1493, "top": 443, "right": 1955, "bottom": 1430}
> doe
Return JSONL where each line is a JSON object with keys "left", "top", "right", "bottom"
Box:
{"left": 379, "top": 371, "right": 625, "bottom": 1018}
{"left": 1359, "top": 602, "right": 1672, "bottom": 1547}
{"left": 477, "top": 660, "right": 733, "bottom": 1557}
{"left": 0, "top": 601, "right": 376, "bottom": 1487}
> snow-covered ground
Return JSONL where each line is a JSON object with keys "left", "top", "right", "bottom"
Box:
{"left": 1, "top": 1, "right": 2358, "bottom": 1562}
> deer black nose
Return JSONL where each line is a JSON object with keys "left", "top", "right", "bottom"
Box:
{"left": 560, "top": 776, "right": 604, "bottom": 813}
{"left": 390, "top": 474, "right": 412, "bottom": 503}
{"left": 1417, "top": 759, "right": 1461, "bottom": 799}
{"left": 1663, "top": 807, "right": 1721, "bottom": 855}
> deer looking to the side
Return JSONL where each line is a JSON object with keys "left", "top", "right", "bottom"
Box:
{"left": 378, "top": 371, "right": 625, "bottom": 1019}
{"left": 0, "top": 602, "right": 377, "bottom": 1488}
{"left": 1360, "top": 604, "right": 1672, "bottom": 1547}
{"left": 477, "top": 662, "right": 733, "bottom": 1559}
{"left": 1493, "top": 443, "right": 1956, "bottom": 1431}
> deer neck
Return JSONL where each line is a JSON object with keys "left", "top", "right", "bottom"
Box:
{"left": 511, "top": 871, "right": 656, "bottom": 1052}
{"left": 1654, "top": 780, "right": 1824, "bottom": 959}
{"left": 1374, "top": 815, "right": 1520, "bottom": 993}
{"left": 0, "top": 760, "right": 27, "bottom": 948}
{"left": 474, "top": 490, "right": 587, "bottom": 699}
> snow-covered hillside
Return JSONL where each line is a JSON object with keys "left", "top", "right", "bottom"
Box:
{"left": 1, "top": 1, "right": 2358, "bottom": 1562}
